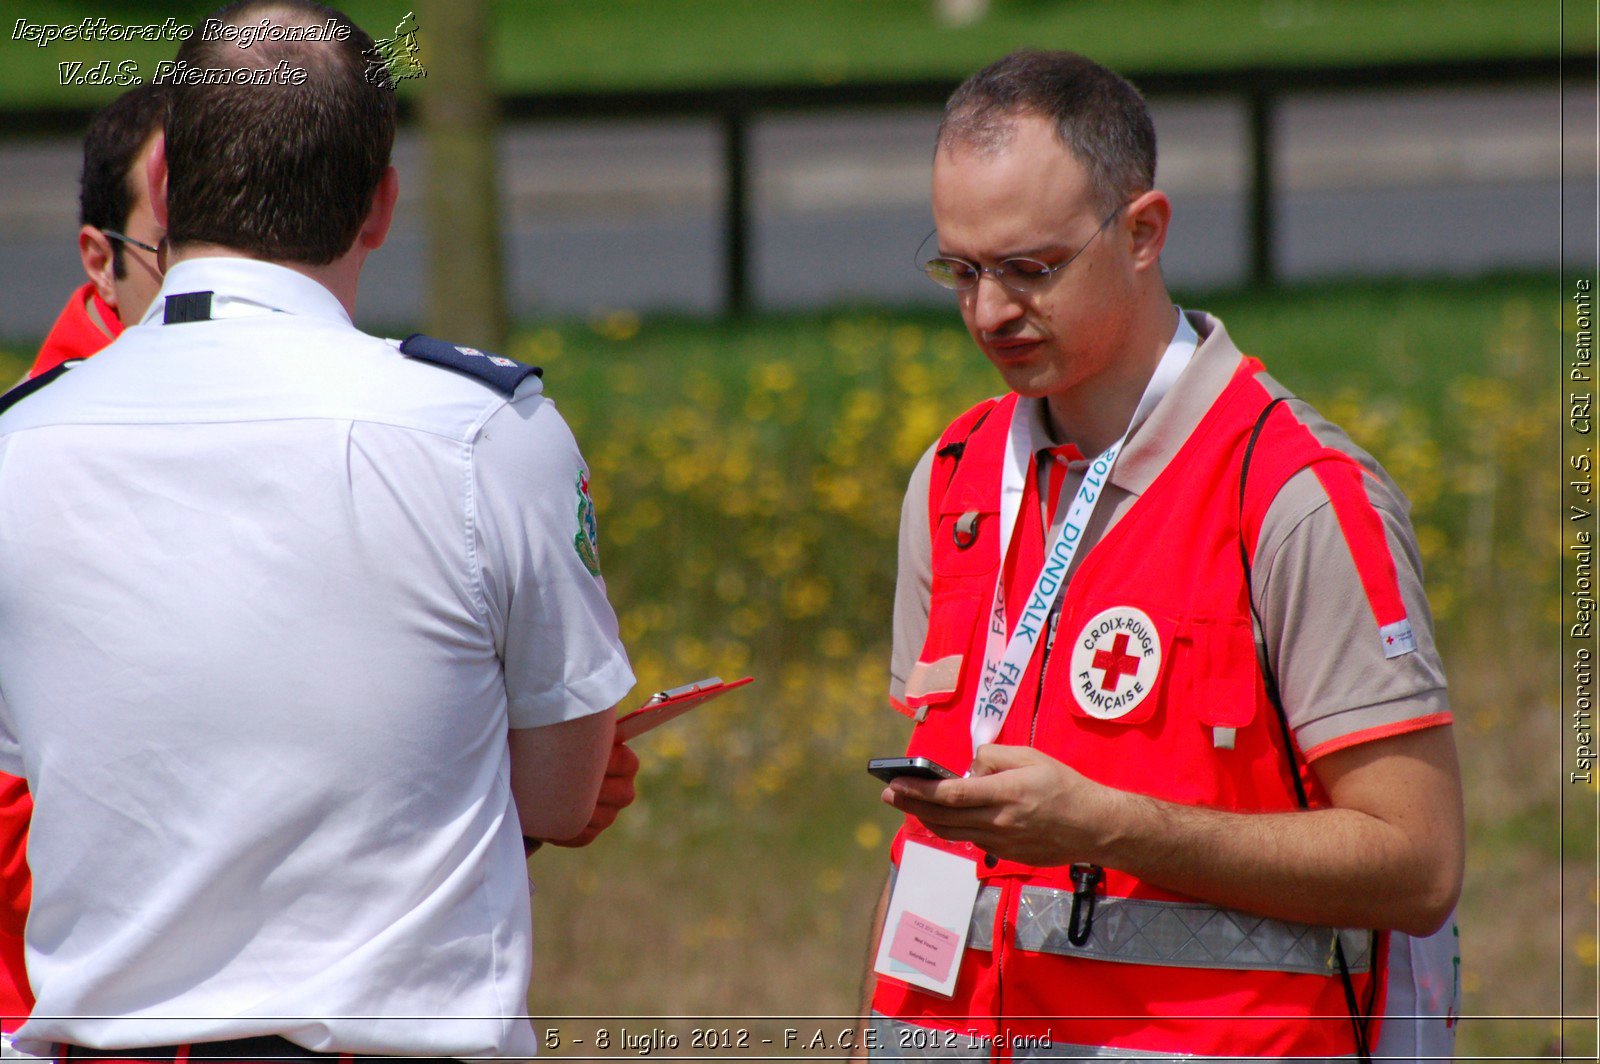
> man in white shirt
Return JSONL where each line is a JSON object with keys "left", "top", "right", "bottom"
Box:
{"left": 0, "top": 1, "right": 633, "bottom": 1058}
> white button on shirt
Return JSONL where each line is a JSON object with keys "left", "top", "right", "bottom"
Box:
{"left": 0, "top": 258, "right": 635, "bottom": 1057}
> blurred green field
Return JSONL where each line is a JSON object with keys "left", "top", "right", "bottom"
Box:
{"left": 0, "top": 0, "right": 1576, "bottom": 106}
{"left": 0, "top": 272, "right": 1585, "bottom": 1058}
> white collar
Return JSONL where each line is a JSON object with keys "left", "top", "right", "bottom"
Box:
{"left": 141, "top": 257, "right": 352, "bottom": 328}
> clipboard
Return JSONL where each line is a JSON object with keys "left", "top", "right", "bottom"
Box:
{"left": 615, "top": 676, "right": 754, "bottom": 741}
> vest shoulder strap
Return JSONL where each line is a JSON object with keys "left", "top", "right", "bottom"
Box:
{"left": 925, "top": 394, "right": 1013, "bottom": 533}
{"left": 1233, "top": 376, "right": 1354, "bottom": 564}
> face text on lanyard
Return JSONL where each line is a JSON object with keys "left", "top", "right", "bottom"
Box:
{"left": 974, "top": 444, "right": 1116, "bottom": 728}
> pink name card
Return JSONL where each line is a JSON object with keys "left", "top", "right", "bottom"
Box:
{"left": 888, "top": 910, "right": 959, "bottom": 982}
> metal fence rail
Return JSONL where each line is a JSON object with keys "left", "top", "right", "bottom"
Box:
{"left": 3, "top": 54, "right": 1575, "bottom": 313}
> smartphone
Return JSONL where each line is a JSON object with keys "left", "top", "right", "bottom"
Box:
{"left": 867, "top": 756, "right": 960, "bottom": 783}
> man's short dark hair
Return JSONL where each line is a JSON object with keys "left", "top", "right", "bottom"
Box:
{"left": 79, "top": 83, "right": 167, "bottom": 278}
{"left": 165, "top": 0, "right": 396, "bottom": 265}
{"left": 937, "top": 50, "right": 1157, "bottom": 213}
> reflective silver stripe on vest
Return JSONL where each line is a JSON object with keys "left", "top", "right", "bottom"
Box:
{"left": 967, "top": 884, "right": 999, "bottom": 951}
{"left": 959, "top": 885, "right": 1369, "bottom": 975}
{"left": 870, "top": 1014, "right": 1358, "bottom": 1064}
{"left": 869, "top": 1014, "right": 989, "bottom": 1061}
{"left": 1013, "top": 885, "right": 1372, "bottom": 976}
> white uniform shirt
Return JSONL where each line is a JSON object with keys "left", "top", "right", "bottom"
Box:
{"left": 0, "top": 258, "right": 635, "bottom": 1057}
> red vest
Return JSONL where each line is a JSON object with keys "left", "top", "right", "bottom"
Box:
{"left": 872, "top": 359, "right": 1388, "bottom": 1060}
{"left": 29, "top": 283, "right": 121, "bottom": 379}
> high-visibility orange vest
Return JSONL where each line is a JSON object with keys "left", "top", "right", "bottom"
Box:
{"left": 871, "top": 359, "right": 1412, "bottom": 1060}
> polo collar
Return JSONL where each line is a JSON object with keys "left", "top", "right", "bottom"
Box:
{"left": 1029, "top": 309, "right": 1245, "bottom": 496}
{"left": 140, "top": 257, "right": 352, "bottom": 328}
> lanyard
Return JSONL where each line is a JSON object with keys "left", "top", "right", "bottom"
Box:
{"left": 971, "top": 312, "right": 1198, "bottom": 753}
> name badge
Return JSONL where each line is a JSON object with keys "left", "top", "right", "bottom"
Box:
{"left": 874, "top": 841, "right": 980, "bottom": 998}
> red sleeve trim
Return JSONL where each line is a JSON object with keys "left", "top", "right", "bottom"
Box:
{"left": 1311, "top": 462, "right": 1410, "bottom": 629}
{"left": 889, "top": 695, "right": 917, "bottom": 719}
{"left": 1302, "top": 711, "right": 1453, "bottom": 762}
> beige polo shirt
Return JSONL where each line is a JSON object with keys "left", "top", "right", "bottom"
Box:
{"left": 889, "top": 310, "right": 1450, "bottom": 759}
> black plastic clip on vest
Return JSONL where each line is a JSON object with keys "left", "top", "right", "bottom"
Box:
{"left": 1067, "top": 862, "right": 1104, "bottom": 946}
{"left": 953, "top": 511, "right": 981, "bottom": 549}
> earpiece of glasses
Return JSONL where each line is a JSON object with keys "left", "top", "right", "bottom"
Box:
{"left": 101, "top": 230, "right": 161, "bottom": 256}
{"left": 101, "top": 230, "right": 168, "bottom": 276}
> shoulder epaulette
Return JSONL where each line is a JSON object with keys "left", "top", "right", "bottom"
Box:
{"left": 398, "top": 334, "right": 541, "bottom": 395}
{"left": 0, "top": 360, "right": 81, "bottom": 419}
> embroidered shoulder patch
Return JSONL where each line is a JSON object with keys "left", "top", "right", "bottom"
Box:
{"left": 1379, "top": 618, "right": 1417, "bottom": 659}
{"left": 398, "top": 333, "right": 541, "bottom": 395}
{"left": 573, "top": 471, "right": 601, "bottom": 577}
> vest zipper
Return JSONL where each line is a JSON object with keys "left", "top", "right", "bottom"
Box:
{"left": 993, "top": 880, "right": 1010, "bottom": 1063}
{"left": 1029, "top": 610, "right": 1059, "bottom": 747}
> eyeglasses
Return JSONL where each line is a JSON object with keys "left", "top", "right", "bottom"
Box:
{"left": 102, "top": 229, "right": 168, "bottom": 275}
{"left": 918, "top": 205, "right": 1123, "bottom": 294}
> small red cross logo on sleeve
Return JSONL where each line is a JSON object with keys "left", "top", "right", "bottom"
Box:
{"left": 1091, "top": 633, "right": 1142, "bottom": 692}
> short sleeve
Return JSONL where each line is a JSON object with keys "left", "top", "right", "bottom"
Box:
{"left": 889, "top": 445, "right": 937, "bottom": 705}
{"left": 472, "top": 389, "right": 635, "bottom": 730}
{"left": 1254, "top": 461, "right": 1451, "bottom": 761}
{"left": 0, "top": 686, "right": 19, "bottom": 778}
{"left": 0, "top": 773, "right": 32, "bottom": 936}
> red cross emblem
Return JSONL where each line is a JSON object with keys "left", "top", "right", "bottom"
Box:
{"left": 1091, "top": 632, "right": 1142, "bottom": 692}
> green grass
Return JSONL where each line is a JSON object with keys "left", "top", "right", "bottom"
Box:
{"left": 0, "top": 0, "right": 1578, "bottom": 107}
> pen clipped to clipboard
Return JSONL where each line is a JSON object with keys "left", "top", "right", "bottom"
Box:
{"left": 615, "top": 676, "right": 754, "bottom": 741}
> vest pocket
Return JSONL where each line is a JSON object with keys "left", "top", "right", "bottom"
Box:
{"left": 905, "top": 591, "right": 986, "bottom": 712}
{"left": 1179, "top": 615, "right": 1259, "bottom": 744}
{"left": 1055, "top": 601, "right": 1175, "bottom": 726}
{"left": 931, "top": 508, "right": 1000, "bottom": 578}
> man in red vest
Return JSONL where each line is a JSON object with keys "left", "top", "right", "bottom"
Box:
{"left": 28, "top": 83, "right": 168, "bottom": 381}
{"left": 0, "top": 83, "right": 169, "bottom": 1047}
{"left": 861, "top": 51, "right": 1463, "bottom": 1063}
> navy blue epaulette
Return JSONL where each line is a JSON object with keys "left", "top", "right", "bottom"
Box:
{"left": 398, "top": 334, "right": 542, "bottom": 395}
{"left": 0, "top": 359, "right": 81, "bottom": 418}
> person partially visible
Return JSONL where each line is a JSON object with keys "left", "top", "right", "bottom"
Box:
{"left": 29, "top": 82, "right": 167, "bottom": 380}
{"left": 0, "top": 80, "right": 169, "bottom": 1048}
{"left": 0, "top": 2, "right": 635, "bottom": 1059}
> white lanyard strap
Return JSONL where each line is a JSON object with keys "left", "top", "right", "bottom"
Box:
{"left": 971, "top": 313, "right": 1198, "bottom": 752}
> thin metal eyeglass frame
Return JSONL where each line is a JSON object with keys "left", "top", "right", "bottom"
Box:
{"left": 101, "top": 229, "right": 160, "bottom": 256}
{"left": 917, "top": 204, "right": 1124, "bottom": 294}
{"left": 101, "top": 229, "right": 169, "bottom": 276}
